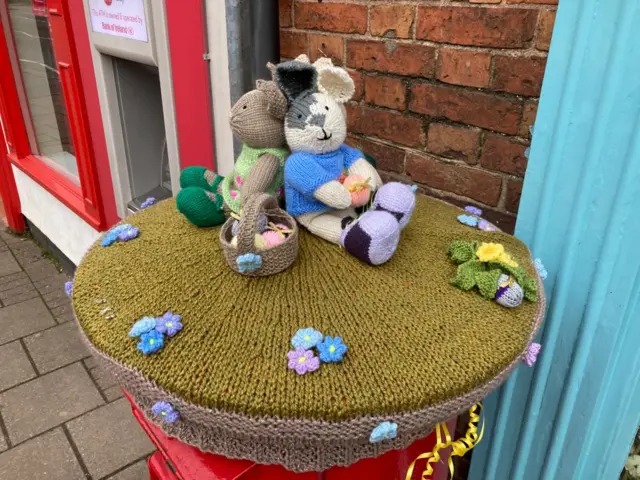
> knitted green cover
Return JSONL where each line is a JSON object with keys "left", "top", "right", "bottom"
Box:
{"left": 72, "top": 196, "right": 545, "bottom": 472}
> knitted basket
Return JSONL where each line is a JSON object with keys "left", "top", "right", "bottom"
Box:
{"left": 219, "top": 193, "right": 298, "bottom": 276}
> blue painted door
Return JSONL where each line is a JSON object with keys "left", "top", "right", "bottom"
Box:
{"left": 469, "top": 1, "right": 640, "bottom": 479}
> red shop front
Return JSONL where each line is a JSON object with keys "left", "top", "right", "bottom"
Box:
{"left": 0, "top": 0, "right": 214, "bottom": 265}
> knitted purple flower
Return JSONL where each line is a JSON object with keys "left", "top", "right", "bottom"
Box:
{"left": 64, "top": 281, "right": 73, "bottom": 297}
{"left": 117, "top": 226, "right": 139, "bottom": 242}
{"left": 478, "top": 219, "right": 497, "bottom": 232}
{"left": 151, "top": 401, "right": 180, "bottom": 424}
{"left": 141, "top": 197, "right": 157, "bottom": 209}
{"left": 524, "top": 343, "right": 541, "bottom": 367}
{"left": 465, "top": 205, "right": 483, "bottom": 216}
{"left": 287, "top": 347, "right": 320, "bottom": 375}
{"left": 155, "top": 312, "right": 183, "bottom": 337}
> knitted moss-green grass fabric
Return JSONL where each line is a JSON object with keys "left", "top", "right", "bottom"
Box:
{"left": 73, "top": 196, "right": 541, "bottom": 422}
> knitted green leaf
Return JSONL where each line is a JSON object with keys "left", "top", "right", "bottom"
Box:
{"left": 448, "top": 241, "right": 478, "bottom": 264}
{"left": 451, "top": 261, "right": 485, "bottom": 290}
{"left": 475, "top": 269, "right": 503, "bottom": 299}
{"left": 523, "top": 277, "right": 538, "bottom": 302}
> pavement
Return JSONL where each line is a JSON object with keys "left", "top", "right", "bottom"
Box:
{"left": 0, "top": 229, "right": 155, "bottom": 480}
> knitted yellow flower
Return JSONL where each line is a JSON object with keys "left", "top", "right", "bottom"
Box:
{"left": 498, "top": 252, "right": 519, "bottom": 268}
{"left": 476, "top": 242, "right": 505, "bottom": 262}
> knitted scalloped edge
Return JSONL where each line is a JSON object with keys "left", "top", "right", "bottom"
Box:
{"left": 71, "top": 273, "right": 545, "bottom": 473}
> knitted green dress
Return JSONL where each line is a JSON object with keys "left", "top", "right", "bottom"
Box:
{"left": 222, "top": 145, "right": 289, "bottom": 213}
{"left": 177, "top": 145, "right": 289, "bottom": 227}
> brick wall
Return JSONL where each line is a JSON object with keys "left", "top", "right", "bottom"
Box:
{"left": 279, "top": 0, "right": 557, "bottom": 233}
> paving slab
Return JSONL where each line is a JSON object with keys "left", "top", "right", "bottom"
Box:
{"left": 66, "top": 398, "right": 155, "bottom": 479}
{"left": 104, "top": 385, "right": 124, "bottom": 402}
{"left": 0, "top": 297, "right": 56, "bottom": 345}
{"left": 0, "top": 340, "right": 36, "bottom": 391}
{"left": 0, "top": 251, "right": 21, "bottom": 278}
{"left": 107, "top": 459, "right": 150, "bottom": 480}
{"left": 0, "top": 362, "right": 104, "bottom": 444}
{"left": 0, "top": 428, "right": 85, "bottom": 480}
{"left": 23, "top": 322, "right": 89, "bottom": 373}
{"left": 0, "top": 431, "right": 6, "bottom": 452}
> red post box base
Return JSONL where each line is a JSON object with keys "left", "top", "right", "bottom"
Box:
{"left": 126, "top": 391, "right": 450, "bottom": 480}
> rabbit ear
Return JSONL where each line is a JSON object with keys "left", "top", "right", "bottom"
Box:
{"left": 275, "top": 61, "right": 318, "bottom": 103}
{"left": 256, "top": 80, "right": 288, "bottom": 120}
{"left": 266, "top": 62, "right": 277, "bottom": 80}
{"left": 317, "top": 66, "right": 354, "bottom": 103}
{"left": 312, "top": 57, "right": 334, "bottom": 71}
{"left": 294, "top": 54, "right": 310, "bottom": 64}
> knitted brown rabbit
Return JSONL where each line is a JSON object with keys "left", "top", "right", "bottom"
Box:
{"left": 177, "top": 79, "right": 289, "bottom": 227}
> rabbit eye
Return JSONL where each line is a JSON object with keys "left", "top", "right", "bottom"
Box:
{"left": 242, "top": 105, "right": 247, "bottom": 110}
{"left": 297, "top": 114, "right": 303, "bottom": 119}
{"left": 325, "top": 106, "right": 329, "bottom": 111}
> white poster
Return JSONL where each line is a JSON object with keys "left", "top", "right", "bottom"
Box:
{"left": 89, "top": 0, "right": 148, "bottom": 42}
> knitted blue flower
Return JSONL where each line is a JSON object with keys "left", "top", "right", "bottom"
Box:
{"left": 534, "top": 258, "right": 548, "bottom": 280}
{"left": 64, "top": 281, "right": 73, "bottom": 297}
{"left": 237, "top": 253, "right": 262, "bottom": 273}
{"left": 369, "top": 422, "right": 398, "bottom": 443}
{"left": 151, "top": 401, "right": 180, "bottom": 424}
{"left": 317, "top": 336, "right": 348, "bottom": 363}
{"left": 457, "top": 214, "right": 479, "bottom": 227}
{"left": 464, "top": 205, "right": 483, "bottom": 216}
{"left": 137, "top": 330, "right": 165, "bottom": 355}
{"left": 141, "top": 197, "right": 157, "bottom": 209}
{"left": 129, "top": 317, "right": 157, "bottom": 337}
{"left": 156, "top": 312, "right": 183, "bottom": 337}
{"left": 291, "top": 328, "right": 323, "bottom": 349}
{"left": 117, "top": 226, "right": 139, "bottom": 242}
{"left": 101, "top": 224, "right": 133, "bottom": 247}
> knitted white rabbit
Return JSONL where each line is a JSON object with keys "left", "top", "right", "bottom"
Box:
{"left": 275, "top": 60, "right": 416, "bottom": 265}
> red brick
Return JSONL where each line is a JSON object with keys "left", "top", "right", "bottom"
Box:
{"left": 518, "top": 101, "right": 538, "bottom": 138}
{"left": 438, "top": 48, "right": 491, "bottom": 88}
{"left": 507, "top": 0, "right": 557, "bottom": 4}
{"left": 409, "top": 83, "right": 522, "bottom": 135}
{"left": 505, "top": 178, "right": 523, "bottom": 214}
{"left": 347, "top": 135, "right": 406, "bottom": 174}
{"left": 280, "top": 31, "right": 307, "bottom": 59}
{"left": 309, "top": 34, "right": 344, "bottom": 65}
{"left": 537, "top": 10, "right": 556, "bottom": 51}
{"left": 480, "top": 134, "right": 528, "bottom": 175}
{"left": 279, "top": 0, "right": 292, "bottom": 27}
{"left": 416, "top": 7, "right": 537, "bottom": 48}
{"left": 370, "top": 4, "right": 414, "bottom": 39}
{"left": 364, "top": 75, "right": 406, "bottom": 110}
{"left": 492, "top": 55, "right": 547, "bottom": 97}
{"left": 295, "top": 2, "right": 367, "bottom": 34}
{"left": 347, "top": 40, "right": 435, "bottom": 77}
{"left": 427, "top": 123, "right": 480, "bottom": 164}
{"left": 348, "top": 69, "right": 364, "bottom": 101}
{"left": 347, "top": 104, "right": 425, "bottom": 148}
{"left": 469, "top": 0, "right": 501, "bottom": 3}
{"left": 406, "top": 153, "right": 501, "bottom": 206}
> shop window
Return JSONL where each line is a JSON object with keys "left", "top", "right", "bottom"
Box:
{"left": 0, "top": 0, "right": 108, "bottom": 229}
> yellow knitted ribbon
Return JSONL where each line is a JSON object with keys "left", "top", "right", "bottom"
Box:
{"left": 405, "top": 403, "right": 484, "bottom": 480}
{"left": 346, "top": 177, "right": 371, "bottom": 192}
{"left": 266, "top": 222, "right": 294, "bottom": 239}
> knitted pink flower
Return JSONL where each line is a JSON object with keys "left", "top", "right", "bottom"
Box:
{"left": 287, "top": 347, "right": 320, "bottom": 375}
{"left": 524, "top": 343, "right": 541, "bottom": 367}
{"left": 230, "top": 191, "right": 239, "bottom": 199}
{"left": 235, "top": 175, "right": 243, "bottom": 187}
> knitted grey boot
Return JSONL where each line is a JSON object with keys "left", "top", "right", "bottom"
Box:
{"left": 494, "top": 274, "right": 524, "bottom": 308}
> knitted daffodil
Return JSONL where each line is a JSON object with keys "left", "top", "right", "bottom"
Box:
{"left": 476, "top": 243, "right": 505, "bottom": 262}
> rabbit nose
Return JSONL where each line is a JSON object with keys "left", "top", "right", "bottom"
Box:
{"left": 309, "top": 114, "right": 326, "bottom": 128}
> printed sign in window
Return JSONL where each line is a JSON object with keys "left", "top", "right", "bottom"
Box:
{"left": 89, "top": 0, "right": 148, "bottom": 42}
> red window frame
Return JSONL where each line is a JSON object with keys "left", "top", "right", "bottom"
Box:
{"left": 0, "top": 0, "right": 116, "bottom": 231}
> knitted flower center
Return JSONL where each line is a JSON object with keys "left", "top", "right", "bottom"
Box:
{"left": 304, "top": 335, "right": 311, "bottom": 341}
{"left": 329, "top": 346, "right": 336, "bottom": 353}
{"left": 298, "top": 356, "right": 306, "bottom": 364}
{"left": 149, "top": 339, "right": 155, "bottom": 345}
{"left": 167, "top": 322, "right": 173, "bottom": 327}
{"left": 161, "top": 411, "right": 166, "bottom": 416}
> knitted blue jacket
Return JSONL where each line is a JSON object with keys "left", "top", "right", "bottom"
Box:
{"left": 284, "top": 145, "right": 364, "bottom": 216}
